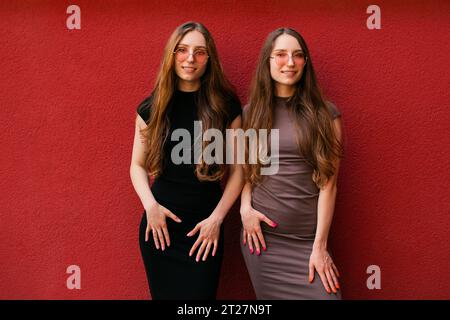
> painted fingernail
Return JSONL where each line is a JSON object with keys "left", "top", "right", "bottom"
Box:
{"left": 271, "top": 222, "right": 278, "bottom": 227}
{"left": 256, "top": 249, "right": 260, "bottom": 255}
{"left": 336, "top": 284, "right": 340, "bottom": 289}
{"left": 263, "top": 246, "right": 267, "bottom": 251}
{"left": 250, "top": 248, "right": 254, "bottom": 254}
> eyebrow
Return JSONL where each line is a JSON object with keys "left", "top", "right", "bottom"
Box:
{"left": 272, "top": 49, "right": 304, "bottom": 53}
{"left": 177, "top": 44, "right": 207, "bottom": 50}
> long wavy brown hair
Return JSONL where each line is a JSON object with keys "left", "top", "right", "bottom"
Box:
{"left": 243, "top": 28, "right": 343, "bottom": 189}
{"left": 139, "top": 21, "right": 239, "bottom": 181}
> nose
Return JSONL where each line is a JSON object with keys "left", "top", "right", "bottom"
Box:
{"left": 186, "top": 51, "right": 195, "bottom": 63}
{"left": 287, "top": 54, "right": 295, "bottom": 66}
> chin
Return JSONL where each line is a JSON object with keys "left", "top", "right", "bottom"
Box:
{"left": 278, "top": 79, "right": 298, "bottom": 86}
{"left": 178, "top": 73, "right": 198, "bottom": 82}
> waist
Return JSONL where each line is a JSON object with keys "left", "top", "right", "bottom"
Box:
{"left": 251, "top": 194, "right": 318, "bottom": 239}
{"left": 151, "top": 177, "right": 222, "bottom": 217}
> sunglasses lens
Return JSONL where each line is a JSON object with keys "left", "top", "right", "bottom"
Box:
{"left": 175, "top": 50, "right": 188, "bottom": 62}
{"left": 293, "top": 53, "right": 305, "bottom": 64}
{"left": 195, "top": 51, "right": 207, "bottom": 64}
{"left": 275, "top": 54, "right": 287, "bottom": 66}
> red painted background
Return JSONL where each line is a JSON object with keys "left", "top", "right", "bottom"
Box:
{"left": 1, "top": 0, "right": 449, "bottom": 299}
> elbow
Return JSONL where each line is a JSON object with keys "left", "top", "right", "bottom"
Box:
{"left": 129, "top": 162, "right": 145, "bottom": 177}
{"left": 230, "top": 164, "right": 244, "bottom": 183}
{"left": 320, "top": 180, "right": 338, "bottom": 193}
{"left": 129, "top": 164, "right": 135, "bottom": 180}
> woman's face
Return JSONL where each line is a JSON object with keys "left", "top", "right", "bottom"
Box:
{"left": 269, "top": 34, "right": 307, "bottom": 93}
{"left": 174, "top": 30, "right": 209, "bottom": 91}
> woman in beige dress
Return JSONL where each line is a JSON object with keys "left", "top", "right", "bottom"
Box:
{"left": 240, "top": 28, "right": 344, "bottom": 299}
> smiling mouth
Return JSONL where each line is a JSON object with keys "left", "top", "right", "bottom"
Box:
{"left": 281, "top": 70, "right": 297, "bottom": 74}
{"left": 182, "top": 66, "right": 197, "bottom": 71}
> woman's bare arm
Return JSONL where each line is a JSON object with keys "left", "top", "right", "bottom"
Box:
{"left": 129, "top": 115, "right": 157, "bottom": 209}
{"left": 130, "top": 114, "right": 181, "bottom": 250}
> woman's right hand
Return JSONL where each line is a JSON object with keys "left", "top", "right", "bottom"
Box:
{"left": 145, "top": 202, "right": 182, "bottom": 250}
{"left": 240, "top": 205, "right": 277, "bottom": 255}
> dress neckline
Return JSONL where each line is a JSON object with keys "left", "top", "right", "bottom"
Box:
{"left": 274, "top": 95, "right": 291, "bottom": 107}
{"left": 274, "top": 95, "right": 291, "bottom": 100}
{"left": 175, "top": 89, "right": 199, "bottom": 95}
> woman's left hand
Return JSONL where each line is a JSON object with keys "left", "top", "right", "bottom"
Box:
{"left": 309, "top": 247, "right": 341, "bottom": 294}
{"left": 187, "top": 215, "right": 222, "bottom": 262}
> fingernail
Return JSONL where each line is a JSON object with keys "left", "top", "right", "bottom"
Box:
{"left": 263, "top": 246, "right": 266, "bottom": 251}
{"left": 250, "top": 248, "right": 254, "bottom": 254}
{"left": 256, "top": 249, "right": 260, "bottom": 255}
{"left": 326, "top": 289, "right": 331, "bottom": 294}
{"left": 272, "top": 222, "right": 278, "bottom": 227}
{"left": 332, "top": 289, "right": 337, "bottom": 293}
{"left": 336, "top": 284, "right": 340, "bottom": 289}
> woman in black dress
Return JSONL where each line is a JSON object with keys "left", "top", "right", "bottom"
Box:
{"left": 130, "top": 21, "right": 243, "bottom": 299}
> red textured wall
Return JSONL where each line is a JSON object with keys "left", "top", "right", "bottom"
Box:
{"left": 1, "top": 0, "right": 449, "bottom": 300}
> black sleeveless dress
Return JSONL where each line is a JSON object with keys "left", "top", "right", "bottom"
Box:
{"left": 136, "top": 89, "right": 241, "bottom": 300}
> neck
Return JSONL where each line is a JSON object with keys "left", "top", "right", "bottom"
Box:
{"left": 178, "top": 80, "right": 200, "bottom": 92}
{"left": 275, "top": 83, "right": 295, "bottom": 97}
